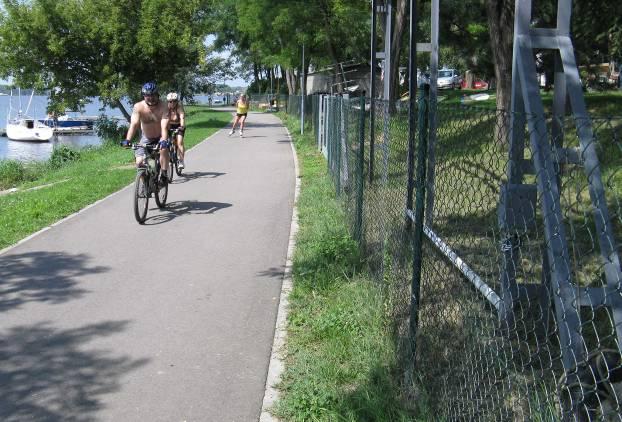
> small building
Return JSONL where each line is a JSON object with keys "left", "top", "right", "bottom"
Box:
{"left": 306, "top": 62, "right": 378, "bottom": 95}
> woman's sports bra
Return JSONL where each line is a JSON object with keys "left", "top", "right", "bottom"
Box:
{"left": 168, "top": 105, "right": 182, "bottom": 124}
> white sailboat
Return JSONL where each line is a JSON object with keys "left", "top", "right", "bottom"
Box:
{"left": 5, "top": 89, "right": 53, "bottom": 142}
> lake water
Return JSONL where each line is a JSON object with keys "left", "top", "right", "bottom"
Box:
{"left": 0, "top": 94, "right": 213, "bottom": 162}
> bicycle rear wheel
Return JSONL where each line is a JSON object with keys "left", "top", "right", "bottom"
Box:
{"left": 175, "top": 151, "right": 183, "bottom": 176}
{"left": 154, "top": 171, "right": 168, "bottom": 208}
{"left": 133, "top": 171, "right": 149, "bottom": 224}
{"left": 168, "top": 146, "right": 175, "bottom": 183}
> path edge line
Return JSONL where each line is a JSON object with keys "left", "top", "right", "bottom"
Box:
{"left": 259, "top": 125, "right": 300, "bottom": 421}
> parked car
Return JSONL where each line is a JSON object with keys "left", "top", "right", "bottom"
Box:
{"left": 461, "top": 78, "right": 490, "bottom": 90}
{"left": 417, "top": 69, "right": 430, "bottom": 86}
{"left": 437, "top": 68, "right": 462, "bottom": 90}
{"left": 473, "top": 79, "right": 489, "bottom": 90}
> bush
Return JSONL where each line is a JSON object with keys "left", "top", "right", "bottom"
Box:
{"left": 49, "top": 145, "right": 81, "bottom": 169}
{"left": 95, "top": 114, "right": 128, "bottom": 144}
{"left": 0, "top": 159, "right": 49, "bottom": 189}
{"left": 0, "top": 160, "right": 26, "bottom": 189}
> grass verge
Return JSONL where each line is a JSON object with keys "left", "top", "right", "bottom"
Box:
{"left": 0, "top": 106, "right": 232, "bottom": 250}
{"left": 273, "top": 112, "right": 422, "bottom": 421}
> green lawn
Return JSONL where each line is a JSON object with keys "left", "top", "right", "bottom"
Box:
{"left": 0, "top": 106, "right": 232, "bottom": 250}
{"left": 436, "top": 88, "right": 622, "bottom": 115}
{"left": 271, "top": 112, "right": 425, "bottom": 421}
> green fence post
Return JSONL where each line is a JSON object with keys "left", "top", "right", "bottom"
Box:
{"left": 335, "top": 97, "right": 342, "bottom": 195}
{"left": 409, "top": 83, "right": 429, "bottom": 363}
{"left": 355, "top": 94, "right": 366, "bottom": 244}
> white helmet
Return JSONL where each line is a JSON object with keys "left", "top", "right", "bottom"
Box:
{"left": 166, "top": 92, "right": 178, "bottom": 101}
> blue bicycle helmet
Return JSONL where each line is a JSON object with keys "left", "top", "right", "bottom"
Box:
{"left": 141, "top": 82, "right": 158, "bottom": 96}
{"left": 141, "top": 82, "right": 159, "bottom": 105}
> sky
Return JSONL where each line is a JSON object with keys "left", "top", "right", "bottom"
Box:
{"left": 205, "top": 35, "right": 249, "bottom": 88}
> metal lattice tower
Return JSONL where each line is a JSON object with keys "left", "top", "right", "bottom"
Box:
{"left": 501, "top": 0, "right": 622, "bottom": 388}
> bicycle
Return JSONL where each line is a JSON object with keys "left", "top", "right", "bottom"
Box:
{"left": 167, "top": 127, "right": 183, "bottom": 182}
{"left": 128, "top": 142, "right": 168, "bottom": 224}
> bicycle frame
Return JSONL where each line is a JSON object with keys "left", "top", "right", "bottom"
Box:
{"left": 130, "top": 141, "right": 168, "bottom": 223}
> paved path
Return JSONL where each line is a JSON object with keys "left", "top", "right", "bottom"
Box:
{"left": 0, "top": 110, "right": 295, "bottom": 421}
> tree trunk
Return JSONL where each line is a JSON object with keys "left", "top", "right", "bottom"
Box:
{"left": 486, "top": 0, "right": 514, "bottom": 143}
{"left": 115, "top": 98, "right": 131, "bottom": 123}
{"left": 280, "top": 65, "right": 286, "bottom": 94}
{"left": 253, "top": 62, "right": 260, "bottom": 84}
{"left": 285, "top": 68, "right": 297, "bottom": 95}
{"left": 317, "top": 0, "right": 343, "bottom": 93}
{"left": 389, "top": 0, "right": 408, "bottom": 113}
{"left": 303, "top": 61, "right": 309, "bottom": 96}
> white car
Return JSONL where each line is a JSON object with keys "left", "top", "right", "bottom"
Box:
{"left": 437, "top": 68, "right": 462, "bottom": 90}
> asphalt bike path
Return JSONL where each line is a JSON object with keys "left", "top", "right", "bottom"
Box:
{"left": 0, "top": 109, "right": 295, "bottom": 421}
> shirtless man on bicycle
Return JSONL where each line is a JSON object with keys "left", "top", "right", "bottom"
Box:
{"left": 122, "top": 82, "right": 170, "bottom": 179}
{"left": 166, "top": 92, "right": 186, "bottom": 169}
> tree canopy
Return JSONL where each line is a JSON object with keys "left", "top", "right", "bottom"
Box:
{"left": 207, "top": 0, "right": 371, "bottom": 94}
{"left": 0, "top": 0, "right": 211, "bottom": 118}
{"left": 0, "top": 0, "right": 619, "bottom": 113}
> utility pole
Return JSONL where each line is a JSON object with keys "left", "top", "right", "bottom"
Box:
{"left": 301, "top": 43, "right": 305, "bottom": 135}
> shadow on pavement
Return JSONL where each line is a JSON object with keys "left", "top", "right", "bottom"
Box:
{"left": 144, "top": 200, "right": 233, "bottom": 225}
{"left": 171, "top": 171, "right": 226, "bottom": 184}
{"left": 242, "top": 122, "right": 284, "bottom": 129}
{"left": 189, "top": 119, "right": 233, "bottom": 130}
{"left": 0, "top": 320, "right": 149, "bottom": 421}
{"left": 257, "top": 266, "right": 286, "bottom": 279}
{"left": 0, "top": 251, "right": 108, "bottom": 313}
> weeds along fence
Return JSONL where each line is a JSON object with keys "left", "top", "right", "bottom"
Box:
{"left": 285, "top": 93, "right": 622, "bottom": 420}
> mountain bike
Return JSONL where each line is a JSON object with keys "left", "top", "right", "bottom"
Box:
{"left": 167, "top": 127, "right": 183, "bottom": 182}
{"left": 130, "top": 142, "right": 168, "bottom": 224}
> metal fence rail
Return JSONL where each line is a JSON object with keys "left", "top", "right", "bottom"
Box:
{"left": 284, "top": 93, "right": 622, "bottom": 420}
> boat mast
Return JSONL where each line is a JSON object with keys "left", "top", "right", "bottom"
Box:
{"left": 17, "top": 87, "right": 22, "bottom": 117}
{"left": 7, "top": 89, "right": 12, "bottom": 124}
{"left": 24, "top": 89, "right": 34, "bottom": 117}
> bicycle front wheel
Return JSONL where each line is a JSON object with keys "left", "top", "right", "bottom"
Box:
{"left": 133, "top": 171, "right": 149, "bottom": 224}
{"left": 154, "top": 172, "right": 168, "bottom": 208}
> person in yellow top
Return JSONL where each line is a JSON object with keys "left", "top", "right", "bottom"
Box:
{"left": 229, "top": 94, "right": 249, "bottom": 137}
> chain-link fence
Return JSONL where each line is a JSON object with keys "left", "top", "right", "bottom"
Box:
{"left": 246, "top": 93, "right": 314, "bottom": 115}
{"left": 284, "top": 93, "right": 622, "bottom": 420}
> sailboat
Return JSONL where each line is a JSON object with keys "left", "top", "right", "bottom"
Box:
{"left": 5, "top": 89, "right": 54, "bottom": 142}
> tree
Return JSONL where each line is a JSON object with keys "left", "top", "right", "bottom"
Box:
{"left": 0, "top": 0, "right": 211, "bottom": 121}
{"left": 172, "top": 50, "right": 238, "bottom": 102}
{"left": 486, "top": 0, "right": 514, "bottom": 126}
{"left": 209, "top": 0, "right": 371, "bottom": 95}
{"left": 572, "top": 0, "right": 622, "bottom": 69}
{"left": 483, "top": 0, "right": 622, "bottom": 117}
{"left": 388, "top": 0, "right": 408, "bottom": 110}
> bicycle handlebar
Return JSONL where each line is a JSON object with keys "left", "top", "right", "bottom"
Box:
{"left": 127, "top": 142, "right": 162, "bottom": 153}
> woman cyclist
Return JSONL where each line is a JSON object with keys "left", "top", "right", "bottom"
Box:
{"left": 166, "top": 92, "right": 186, "bottom": 169}
{"left": 228, "top": 94, "right": 249, "bottom": 137}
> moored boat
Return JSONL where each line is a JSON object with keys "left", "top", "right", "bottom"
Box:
{"left": 6, "top": 117, "right": 54, "bottom": 142}
{"left": 40, "top": 113, "right": 97, "bottom": 133}
{"left": 5, "top": 89, "right": 54, "bottom": 142}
